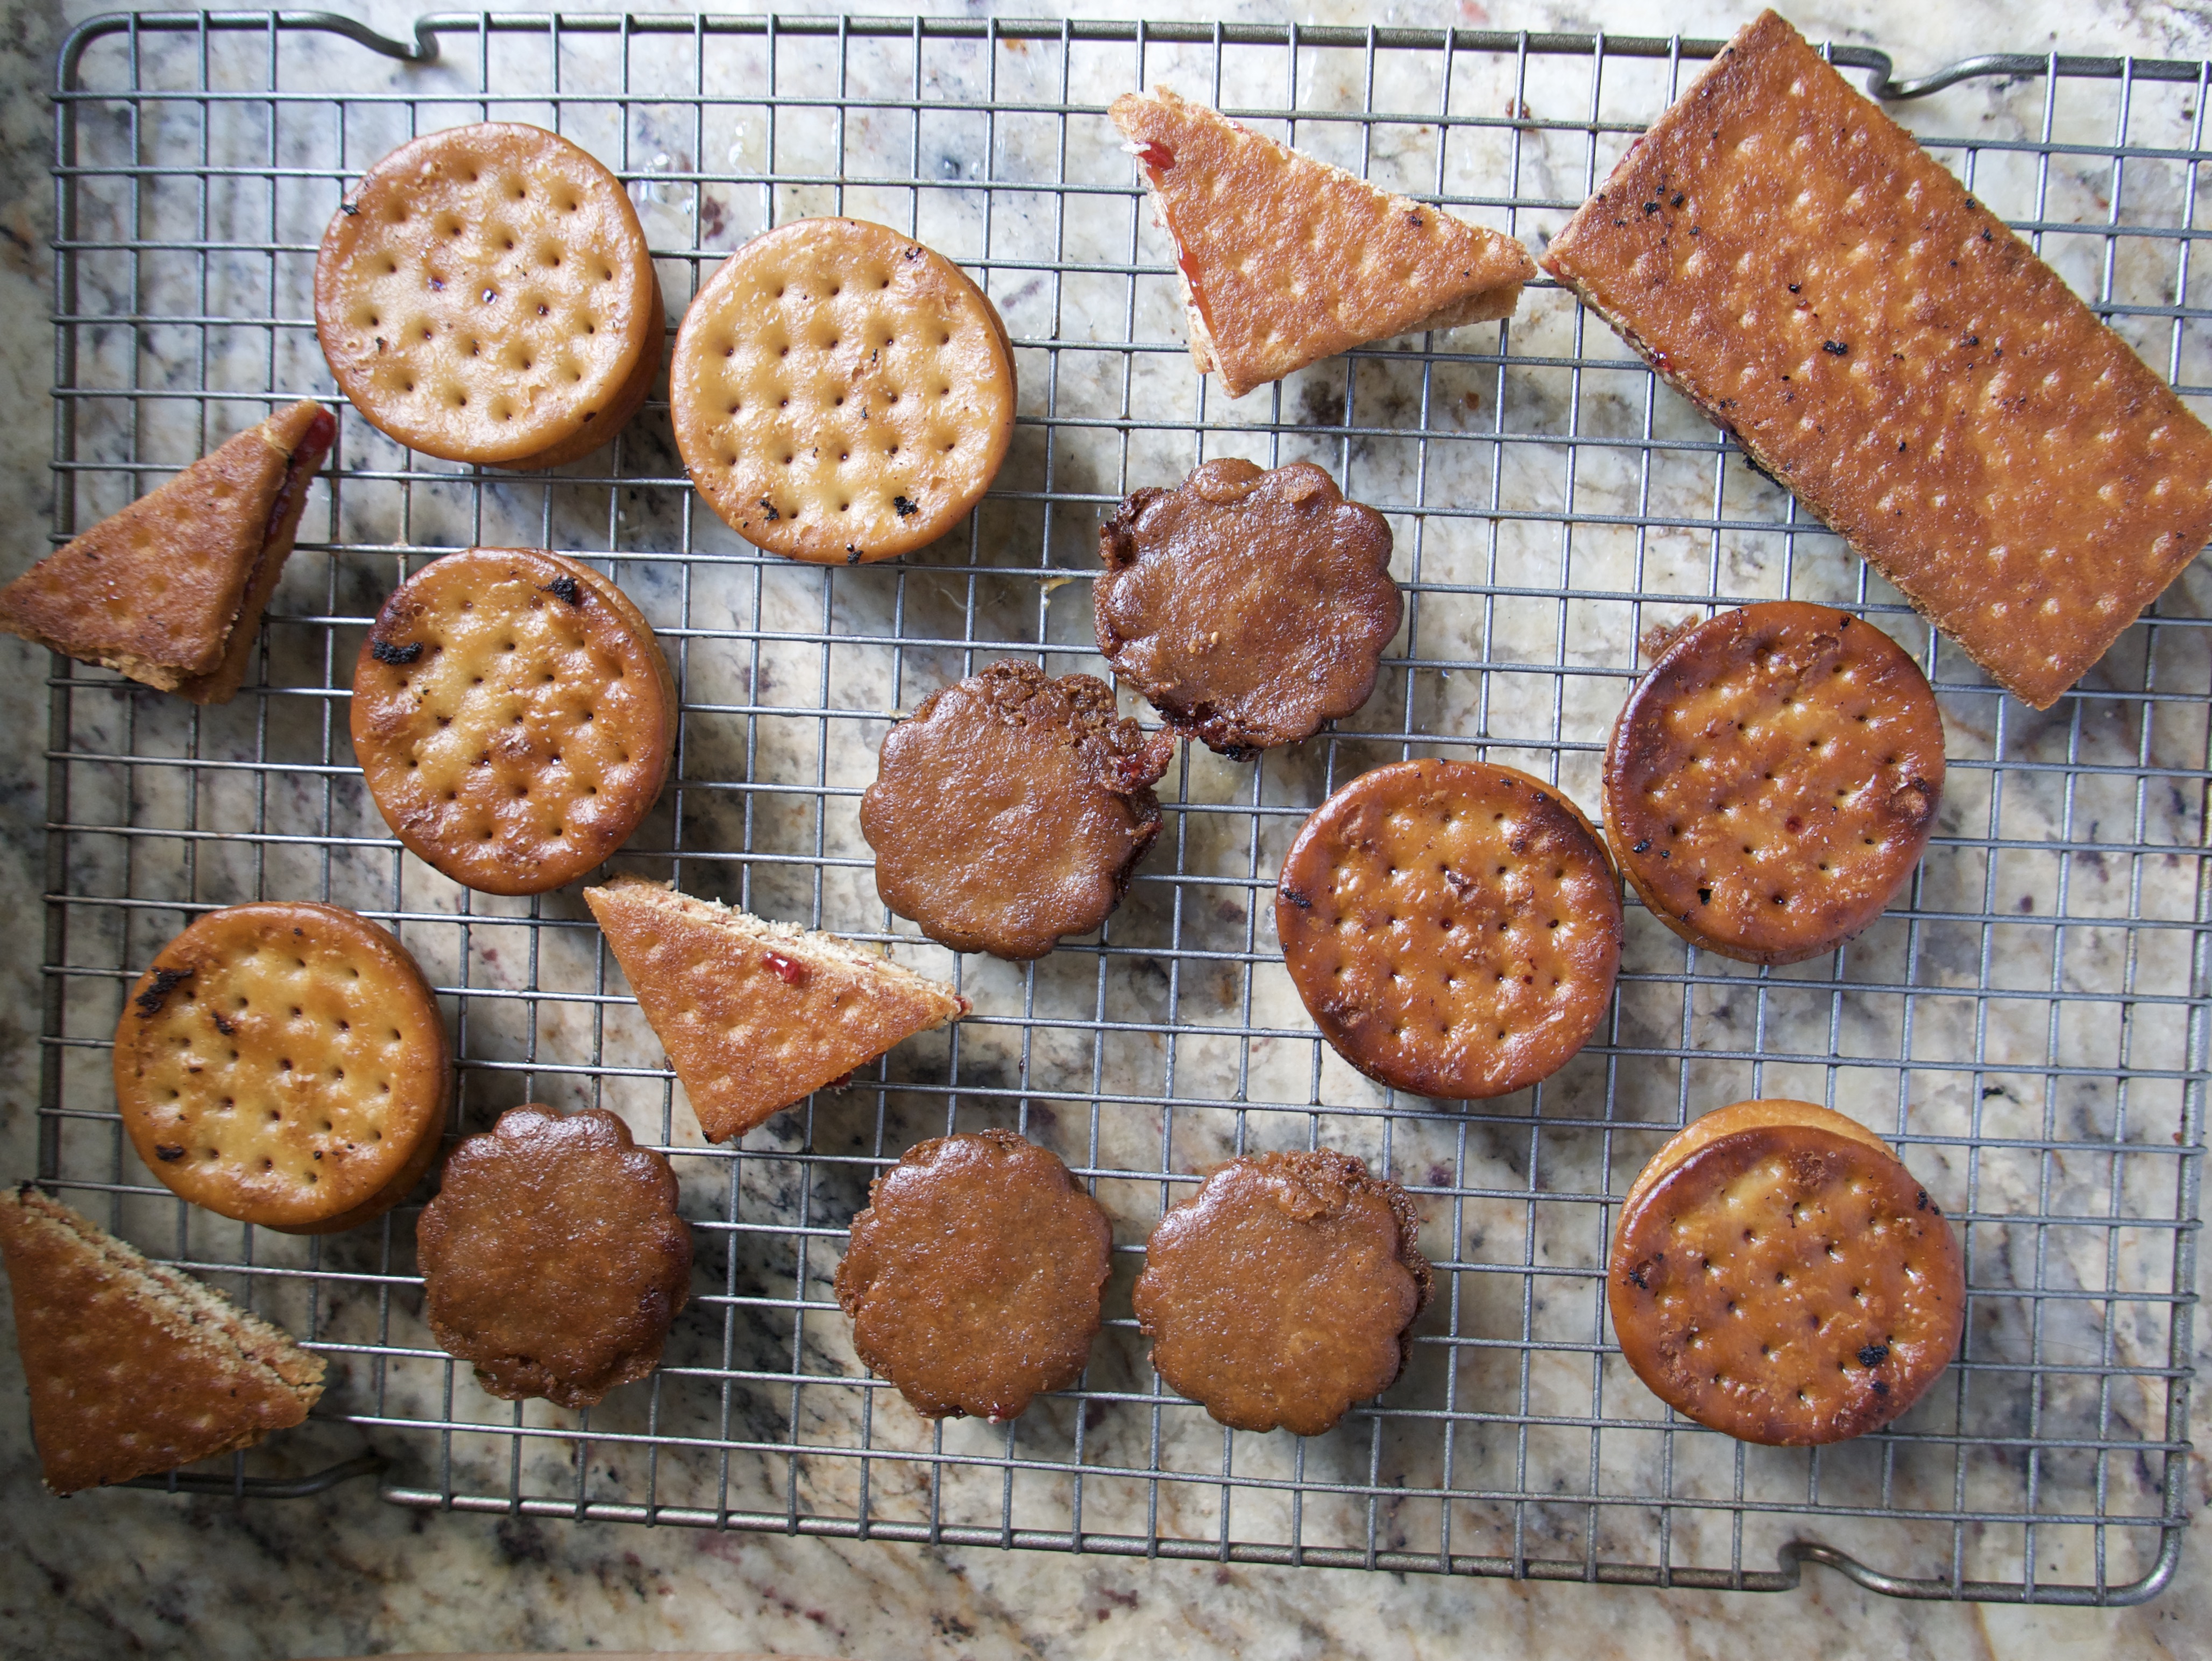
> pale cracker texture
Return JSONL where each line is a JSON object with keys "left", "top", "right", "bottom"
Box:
{"left": 114, "top": 901, "right": 450, "bottom": 1233}
{"left": 0, "top": 1186, "right": 325, "bottom": 1494}
{"left": 315, "top": 122, "right": 661, "bottom": 467}
{"left": 584, "top": 876, "right": 969, "bottom": 1143}
{"left": 1109, "top": 86, "right": 1536, "bottom": 399}
{"left": 0, "top": 399, "right": 332, "bottom": 697}
{"left": 669, "top": 217, "right": 1017, "bottom": 564}
{"left": 1540, "top": 11, "right": 2212, "bottom": 708}
{"left": 350, "top": 548, "right": 677, "bottom": 896}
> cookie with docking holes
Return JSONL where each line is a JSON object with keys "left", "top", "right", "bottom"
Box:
{"left": 351, "top": 548, "right": 677, "bottom": 896}
{"left": 1604, "top": 601, "right": 1944, "bottom": 965}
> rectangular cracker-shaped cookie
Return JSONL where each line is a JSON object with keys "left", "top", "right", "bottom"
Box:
{"left": 1541, "top": 10, "right": 2212, "bottom": 708}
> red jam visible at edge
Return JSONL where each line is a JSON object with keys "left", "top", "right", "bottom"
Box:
{"left": 761, "top": 949, "right": 810, "bottom": 987}
{"left": 261, "top": 407, "right": 339, "bottom": 544}
{"left": 1136, "top": 139, "right": 1175, "bottom": 173}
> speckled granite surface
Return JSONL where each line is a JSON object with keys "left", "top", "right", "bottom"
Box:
{"left": 3, "top": 0, "right": 2211, "bottom": 1655}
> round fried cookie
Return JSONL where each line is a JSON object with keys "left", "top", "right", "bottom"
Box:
{"left": 351, "top": 548, "right": 677, "bottom": 896}
{"left": 1133, "top": 1149, "right": 1430, "bottom": 1436}
{"left": 1610, "top": 1099, "right": 1965, "bottom": 1445}
{"left": 1605, "top": 602, "right": 1945, "bottom": 965}
{"left": 835, "top": 1130, "right": 1112, "bottom": 1422}
{"left": 316, "top": 123, "right": 663, "bottom": 469}
{"left": 1276, "top": 760, "right": 1621, "bottom": 1101}
{"left": 860, "top": 660, "right": 1175, "bottom": 960}
{"left": 115, "top": 902, "right": 450, "bottom": 1233}
{"left": 417, "top": 1105, "right": 692, "bottom": 1408}
{"left": 671, "top": 217, "right": 1017, "bottom": 563}
{"left": 1095, "top": 459, "right": 1402, "bottom": 757}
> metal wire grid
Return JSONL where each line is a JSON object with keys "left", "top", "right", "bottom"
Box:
{"left": 34, "top": 9, "right": 2210, "bottom": 1602}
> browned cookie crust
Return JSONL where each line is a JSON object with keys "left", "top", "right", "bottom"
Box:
{"left": 1096, "top": 459, "right": 1401, "bottom": 757}
{"left": 1135, "top": 1149, "right": 1430, "bottom": 1436}
{"left": 1605, "top": 602, "right": 1944, "bottom": 966}
{"left": 114, "top": 901, "right": 451, "bottom": 1233}
{"left": 1610, "top": 1099, "right": 1965, "bottom": 1445}
{"left": 835, "top": 1130, "right": 1112, "bottom": 1421}
{"left": 351, "top": 548, "right": 678, "bottom": 896}
{"left": 860, "top": 659, "right": 1175, "bottom": 960}
{"left": 0, "top": 1186, "right": 326, "bottom": 1494}
{"left": 0, "top": 400, "right": 336, "bottom": 704}
{"left": 1539, "top": 12, "right": 2212, "bottom": 709}
{"left": 1277, "top": 759, "right": 1621, "bottom": 1100}
{"left": 416, "top": 1105, "right": 692, "bottom": 1408}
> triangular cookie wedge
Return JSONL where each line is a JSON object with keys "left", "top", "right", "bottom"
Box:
{"left": 1109, "top": 87, "right": 1536, "bottom": 397}
{"left": 585, "top": 876, "right": 972, "bottom": 1143}
{"left": 0, "top": 1184, "right": 327, "bottom": 1494}
{"left": 0, "top": 399, "right": 336, "bottom": 702}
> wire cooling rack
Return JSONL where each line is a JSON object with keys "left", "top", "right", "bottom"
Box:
{"left": 34, "top": 8, "right": 2210, "bottom": 1604}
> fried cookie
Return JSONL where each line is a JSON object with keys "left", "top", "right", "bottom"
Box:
{"left": 1540, "top": 12, "right": 2212, "bottom": 708}
{"left": 114, "top": 902, "right": 450, "bottom": 1233}
{"left": 351, "top": 548, "right": 678, "bottom": 896}
{"left": 1133, "top": 1149, "right": 1430, "bottom": 1436}
{"left": 584, "top": 876, "right": 969, "bottom": 1144}
{"left": 416, "top": 1105, "right": 692, "bottom": 1408}
{"left": 1610, "top": 1098, "right": 1965, "bottom": 1445}
{"left": 0, "top": 399, "right": 336, "bottom": 704}
{"left": 1109, "top": 87, "right": 1535, "bottom": 398}
{"left": 1277, "top": 759, "right": 1620, "bottom": 1101}
{"left": 835, "top": 1130, "right": 1111, "bottom": 1422}
{"left": 671, "top": 217, "right": 1017, "bottom": 564}
{"left": 1095, "top": 459, "right": 1401, "bottom": 757}
{"left": 316, "top": 123, "right": 663, "bottom": 469}
{"left": 860, "top": 659, "right": 1175, "bottom": 960}
{"left": 1605, "top": 602, "right": 1944, "bottom": 966}
{"left": 0, "top": 1186, "right": 327, "bottom": 1493}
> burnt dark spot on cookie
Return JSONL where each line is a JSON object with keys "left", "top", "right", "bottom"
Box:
{"left": 893, "top": 494, "right": 919, "bottom": 518}
{"left": 1858, "top": 1343, "right": 1890, "bottom": 1367}
{"left": 538, "top": 574, "right": 583, "bottom": 607}
{"left": 154, "top": 1144, "right": 186, "bottom": 1162}
{"left": 370, "top": 638, "right": 423, "bottom": 665}
{"left": 134, "top": 968, "right": 192, "bottom": 1017}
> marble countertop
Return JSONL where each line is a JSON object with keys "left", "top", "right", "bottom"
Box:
{"left": 4, "top": 0, "right": 2211, "bottom": 1655}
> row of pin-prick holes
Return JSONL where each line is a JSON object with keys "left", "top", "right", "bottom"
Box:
{"left": 52, "top": 26, "right": 2194, "bottom": 1574}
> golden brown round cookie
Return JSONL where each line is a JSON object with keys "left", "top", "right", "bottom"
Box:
{"left": 1275, "top": 759, "right": 1621, "bottom": 1101}
{"left": 315, "top": 123, "right": 663, "bottom": 469}
{"left": 1610, "top": 1099, "right": 1965, "bottom": 1445}
{"left": 669, "top": 217, "right": 1017, "bottom": 563}
{"left": 1095, "top": 459, "right": 1401, "bottom": 757}
{"left": 114, "top": 902, "right": 450, "bottom": 1233}
{"left": 416, "top": 1105, "right": 691, "bottom": 1408}
{"left": 351, "top": 548, "right": 677, "bottom": 896}
{"left": 1133, "top": 1149, "right": 1430, "bottom": 1436}
{"left": 859, "top": 660, "right": 1175, "bottom": 960}
{"left": 1605, "top": 601, "right": 1945, "bottom": 965}
{"left": 834, "top": 1130, "right": 1111, "bottom": 1422}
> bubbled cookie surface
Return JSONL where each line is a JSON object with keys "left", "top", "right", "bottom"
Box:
{"left": 315, "top": 123, "right": 659, "bottom": 466}
{"left": 351, "top": 548, "right": 676, "bottom": 896}
{"left": 1606, "top": 602, "right": 1944, "bottom": 965}
{"left": 1610, "top": 1103, "right": 1965, "bottom": 1445}
{"left": 1133, "top": 1149, "right": 1430, "bottom": 1436}
{"left": 861, "top": 660, "right": 1174, "bottom": 960}
{"left": 671, "top": 217, "right": 1016, "bottom": 563}
{"left": 113, "top": 902, "right": 450, "bottom": 1232}
{"left": 835, "top": 1130, "right": 1111, "bottom": 1422}
{"left": 1095, "top": 458, "right": 1401, "bottom": 756}
{"left": 1277, "top": 760, "right": 1621, "bottom": 1100}
{"left": 1539, "top": 12, "right": 2212, "bottom": 708}
{"left": 417, "top": 1105, "right": 692, "bottom": 1409}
